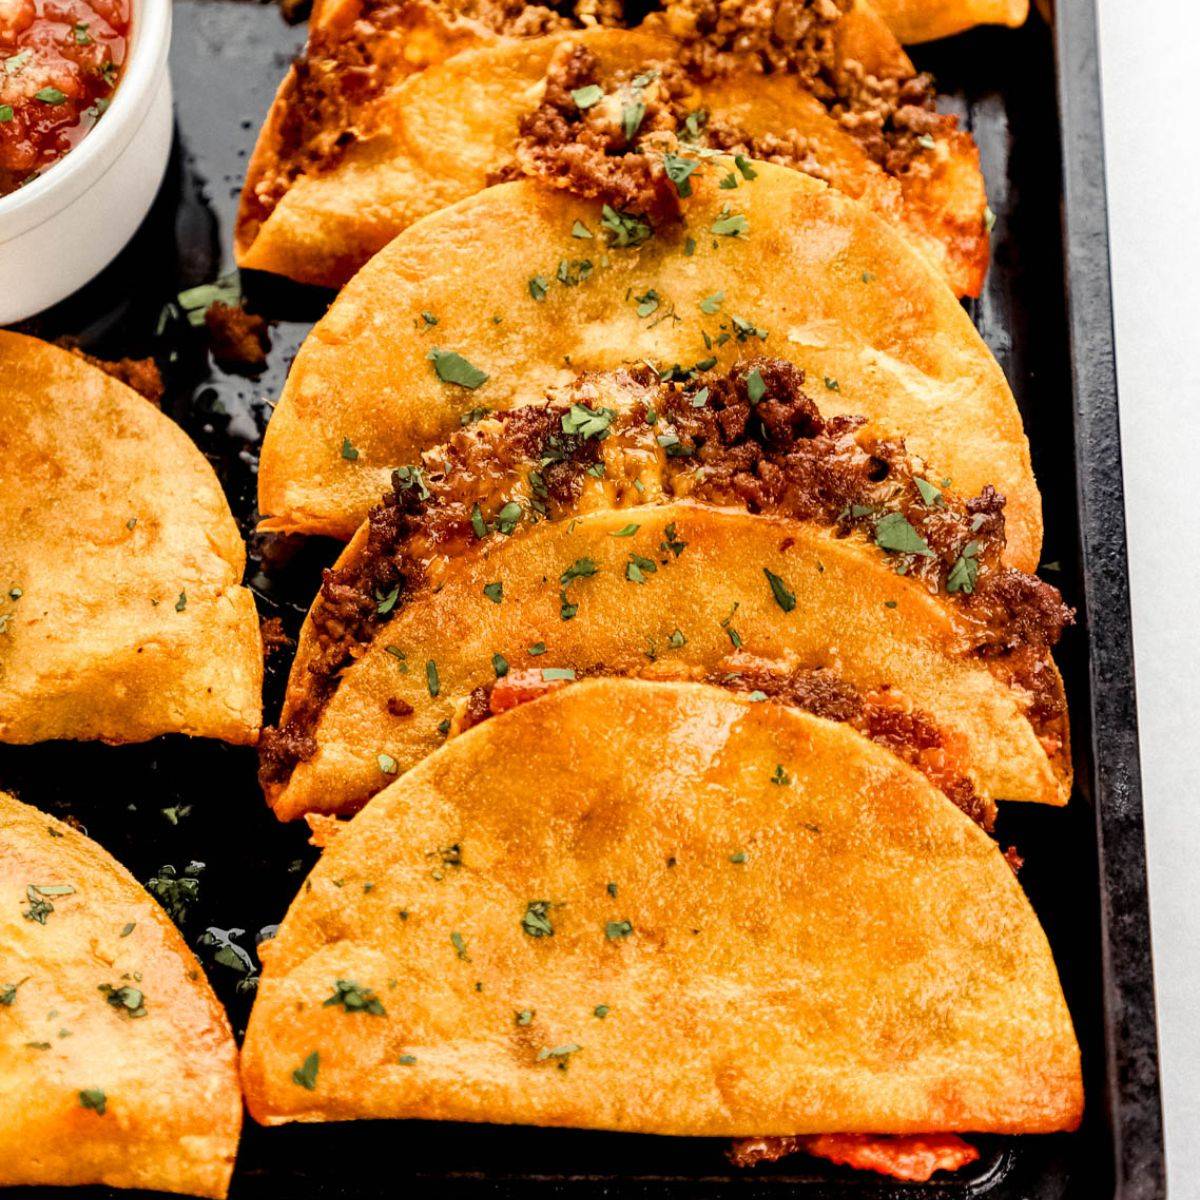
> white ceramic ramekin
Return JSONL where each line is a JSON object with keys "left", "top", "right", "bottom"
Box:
{"left": 0, "top": 0, "right": 172, "bottom": 324}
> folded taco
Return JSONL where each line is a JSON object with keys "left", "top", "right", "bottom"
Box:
{"left": 237, "top": 13, "right": 987, "bottom": 296}
{"left": 0, "top": 791, "right": 242, "bottom": 1197}
{"left": 0, "top": 333, "right": 262, "bottom": 745}
{"left": 242, "top": 677, "right": 1083, "bottom": 1181}
{"left": 260, "top": 359, "right": 1069, "bottom": 823}
{"left": 870, "top": 0, "right": 1028, "bottom": 43}
{"left": 258, "top": 161, "right": 1038, "bottom": 566}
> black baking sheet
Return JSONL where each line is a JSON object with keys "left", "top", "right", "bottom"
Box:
{"left": 0, "top": 0, "right": 1165, "bottom": 1195}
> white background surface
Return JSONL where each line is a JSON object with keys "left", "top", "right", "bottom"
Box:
{"left": 1097, "top": 0, "right": 1200, "bottom": 1192}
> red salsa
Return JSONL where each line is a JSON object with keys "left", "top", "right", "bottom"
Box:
{"left": 0, "top": 0, "right": 130, "bottom": 196}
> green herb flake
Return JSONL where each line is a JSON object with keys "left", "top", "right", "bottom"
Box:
{"left": 571, "top": 84, "right": 603, "bottom": 109}
{"left": 745, "top": 368, "right": 766, "bottom": 405}
{"left": 397, "top": 1053, "right": 417, "bottom": 1064}
{"left": 483, "top": 581, "right": 503, "bottom": 604}
{"left": 593, "top": 1004, "right": 610, "bottom": 1018}
{"left": 375, "top": 585, "right": 400, "bottom": 615}
{"left": 610, "top": 523, "right": 640, "bottom": 538}
{"left": 984, "top": 205, "right": 997, "bottom": 233}
{"left": 605, "top": 919, "right": 633, "bottom": 941}
{"left": 710, "top": 207, "right": 748, "bottom": 238}
{"left": 622, "top": 100, "right": 646, "bottom": 142}
{"left": 0, "top": 105, "right": 13, "bottom": 124}
{"left": 515, "top": 1009, "right": 534, "bottom": 1026}
{"left": 99, "top": 983, "right": 146, "bottom": 1018}
{"left": 823, "top": 376, "right": 840, "bottom": 391}
{"left": 734, "top": 154, "right": 758, "bottom": 180}
{"left": 175, "top": 591, "right": 187, "bottom": 612}
{"left": 528, "top": 642, "right": 547, "bottom": 656}
{"left": 572, "top": 220, "right": 593, "bottom": 239}
{"left": 529, "top": 275, "right": 550, "bottom": 302}
{"left": 947, "top": 541, "right": 981, "bottom": 594}
{"left": 699, "top": 291, "right": 724, "bottom": 315}
{"left": 428, "top": 348, "right": 489, "bottom": 390}
{"left": 119, "top": 922, "right": 135, "bottom": 938}
{"left": 378, "top": 753, "right": 398, "bottom": 775}
{"left": 663, "top": 152, "right": 700, "bottom": 199}
{"left": 729, "top": 850, "right": 747, "bottom": 864}
{"left": 600, "top": 204, "right": 652, "bottom": 248}
{"left": 521, "top": 900, "right": 554, "bottom": 938}
{"left": 450, "top": 931, "right": 469, "bottom": 960}
{"left": 763, "top": 568, "right": 796, "bottom": 612}
{"left": 625, "top": 554, "right": 657, "bottom": 584}
{"left": 561, "top": 403, "right": 614, "bottom": 439}
{"left": 35, "top": 86, "right": 66, "bottom": 104}
{"left": 79, "top": 1089, "right": 107, "bottom": 1114}
{"left": 341, "top": 437, "right": 360, "bottom": 461}
{"left": 771, "top": 764, "right": 791, "bottom": 786}
{"left": 915, "top": 477, "right": 943, "bottom": 507}
{"left": 324, "top": 979, "right": 386, "bottom": 1015}
{"left": 874, "top": 512, "right": 935, "bottom": 558}
{"left": 492, "top": 653, "right": 509, "bottom": 678}
{"left": 425, "top": 660, "right": 440, "bottom": 698}
{"left": 292, "top": 1051, "right": 319, "bottom": 1090}
{"left": 537, "top": 1042, "right": 581, "bottom": 1063}
{"left": 560, "top": 557, "right": 599, "bottom": 585}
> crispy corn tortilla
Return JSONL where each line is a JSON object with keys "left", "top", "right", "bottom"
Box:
{"left": 242, "top": 678, "right": 1083, "bottom": 1135}
{"left": 0, "top": 791, "right": 241, "bottom": 1197}
{"left": 270, "top": 503, "right": 1068, "bottom": 821}
{"left": 0, "top": 333, "right": 262, "bottom": 745}
{"left": 259, "top": 164, "right": 1039, "bottom": 567}
{"left": 870, "top": 0, "right": 1028, "bottom": 43}
{"left": 236, "top": 24, "right": 986, "bottom": 296}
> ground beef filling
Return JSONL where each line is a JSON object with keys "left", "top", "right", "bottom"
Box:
{"left": 250, "top": 0, "right": 626, "bottom": 225}
{"left": 453, "top": 655, "right": 996, "bottom": 831}
{"left": 500, "top": 2, "right": 948, "bottom": 210}
{"left": 259, "top": 358, "right": 1071, "bottom": 787}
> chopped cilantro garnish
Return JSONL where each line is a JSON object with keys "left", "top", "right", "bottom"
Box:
{"left": 711, "top": 207, "right": 748, "bottom": 238}
{"left": 699, "top": 291, "right": 724, "bottom": 314}
{"left": 428, "top": 348, "right": 488, "bottom": 389}
{"left": 35, "top": 87, "right": 66, "bottom": 104}
{"left": 378, "top": 753, "right": 398, "bottom": 775}
{"left": 572, "top": 220, "right": 593, "bottom": 239}
{"left": 521, "top": 900, "right": 554, "bottom": 938}
{"left": 483, "top": 581, "right": 503, "bottom": 604}
{"left": 398, "top": 1054, "right": 417, "bottom": 1065}
{"left": 292, "top": 1052, "right": 319, "bottom": 1090}
{"left": 763, "top": 568, "right": 796, "bottom": 612}
{"left": 375, "top": 585, "right": 400, "bottom": 614}
{"left": 560, "top": 558, "right": 598, "bottom": 585}
{"left": 622, "top": 100, "right": 646, "bottom": 142}
{"left": 561, "top": 403, "right": 614, "bottom": 439}
{"left": 600, "top": 204, "right": 652, "bottom": 248}
{"left": 947, "top": 541, "right": 981, "bottom": 594}
{"left": 515, "top": 1009, "right": 534, "bottom": 1026}
{"left": 99, "top": 983, "right": 146, "bottom": 1018}
{"left": 874, "top": 512, "right": 935, "bottom": 558}
{"left": 324, "top": 979, "right": 386, "bottom": 1015}
{"left": 341, "top": 437, "right": 359, "bottom": 461}
{"left": 572, "top": 84, "right": 603, "bottom": 109}
{"left": 745, "top": 369, "right": 766, "bottom": 404}
{"left": 529, "top": 275, "right": 550, "bottom": 301}
{"left": 450, "top": 931, "right": 469, "bottom": 960}
{"left": 175, "top": 591, "right": 187, "bottom": 612}
{"left": 79, "top": 1088, "right": 107, "bottom": 1114}
{"left": 492, "top": 653, "right": 509, "bottom": 677}
{"left": 425, "top": 660, "right": 440, "bottom": 697}
{"left": 593, "top": 1004, "right": 610, "bottom": 1018}
{"left": 605, "top": 920, "right": 633, "bottom": 941}
{"left": 663, "top": 152, "right": 700, "bottom": 199}
{"left": 771, "top": 764, "right": 791, "bottom": 786}
{"left": 611, "top": 524, "right": 639, "bottom": 537}
{"left": 626, "top": 554, "right": 657, "bottom": 584}
{"left": 528, "top": 642, "right": 547, "bottom": 656}
{"left": 915, "top": 477, "right": 943, "bottom": 507}
{"left": 734, "top": 154, "right": 758, "bottom": 181}
{"left": 729, "top": 850, "right": 747, "bottom": 863}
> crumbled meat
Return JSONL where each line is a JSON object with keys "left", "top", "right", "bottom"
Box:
{"left": 662, "top": 0, "right": 949, "bottom": 172}
{"left": 1003, "top": 845, "right": 1023, "bottom": 875}
{"left": 258, "top": 358, "right": 1071, "bottom": 793}
{"left": 260, "top": 616, "right": 294, "bottom": 662}
{"left": 387, "top": 696, "right": 415, "bottom": 717}
{"left": 258, "top": 723, "right": 319, "bottom": 786}
{"left": 729, "top": 1133, "right": 980, "bottom": 1181}
{"left": 205, "top": 301, "right": 271, "bottom": 370}
{"left": 63, "top": 345, "right": 165, "bottom": 405}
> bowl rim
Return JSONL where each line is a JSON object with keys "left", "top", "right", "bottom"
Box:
{"left": 0, "top": 0, "right": 172, "bottom": 240}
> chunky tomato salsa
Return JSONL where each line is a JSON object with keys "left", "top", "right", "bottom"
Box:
{"left": 0, "top": 0, "right": 129, "bottom": 196}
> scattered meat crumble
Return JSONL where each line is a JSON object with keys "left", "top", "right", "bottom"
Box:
{"left": 61, "top": 345, "right": 165, "bottom": 405}
{"left": 259, "top": 616, "right": 294, "bottom": 662}
{"left": 257, "top": 358, "right": 1071, "bottom": 792}
{"left": 204, "top": 301, "right": 271, "bottom": 370}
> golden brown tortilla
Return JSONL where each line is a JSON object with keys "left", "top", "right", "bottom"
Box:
{"left": 241, "top": 678, "right": 1083, "bottom": 1137}
{"left": 257, "top": 163, "right": 1040, "bottom": 568}
{"left": 236, "top": 24, "right": 987, "bottom": 296}
{"left": 0, "top": 791, "right": 242, "bottom": 1197}
{"left": 0, "top": 333, "right": 262, "bottom": 745}
{"left": 267, "top": 502, "right": 1068, "bottom": 822}
{"left": 870, "top": 0, "right": 1028, "bottom": 43}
